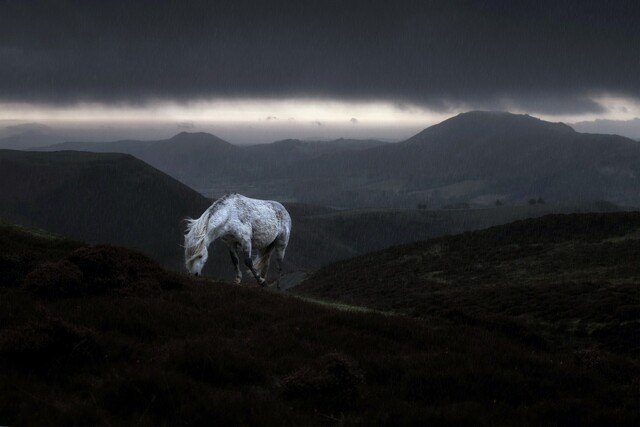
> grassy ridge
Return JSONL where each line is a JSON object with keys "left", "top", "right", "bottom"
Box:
{"left": 296, "top": 212, "right": 640, "bottom": 356}
{"left": 286, "top": 200, "right": 621, "bottom": 270}
{"left": 1, "top": 220, "right": 639, "bottom": 425}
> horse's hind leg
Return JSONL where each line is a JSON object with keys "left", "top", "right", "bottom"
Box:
{"left": 224, "top": 241, "right": 242, "bottom": 284}
{"left": 229, "top": 248, "right": 242, "bottom": 284}
{"left": 241, "top": 242, "right": 265, "bottom": 286}
{"left": 259, "top": 251, "right": 271, "bottom": 280}
{"left": 273, "top": 245, "right": 286, "bottom": 290}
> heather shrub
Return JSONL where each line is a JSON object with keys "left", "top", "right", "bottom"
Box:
{"left": 0, "top": 308, "right": 95, "bottom": 370}
{"left": 169, "top": 337, "right": 266, "bottom": 386}
{"left": 280, "top": 352, "right": 364, "bottom": 411}
{"left": 22, "top": 260, "right": 84, "bottom": 298}
{"left": 66, "top": 245, "right": 179, "bottom": 295}
{"left": 0, "top": 254, "right": 33, "bottom": 288}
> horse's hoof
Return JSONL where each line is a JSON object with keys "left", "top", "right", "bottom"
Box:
{"left": 258, "top": 278, "right": 266, "bottom": 287}
{"left": 265, "top": 280, "right": 280, "bottom": 290}
{"left": 234, "top": 278, "right": 241, "bottom": 285}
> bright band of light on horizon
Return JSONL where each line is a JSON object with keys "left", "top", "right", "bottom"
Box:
{"left": 1, "top": 96, "right": 638, "bottom": 127}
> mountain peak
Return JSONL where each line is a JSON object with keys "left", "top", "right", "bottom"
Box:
{"left": 406, "top": 111, "right": 575, "bottom": 145}
{"left": 448, "top": 111, "right": 573, "bottom": 131}
{"left": 166, "top": 132, "right": 233, "bottom": 147}
{"left": 170, "top": 131, "right": 225, "bottom": 140}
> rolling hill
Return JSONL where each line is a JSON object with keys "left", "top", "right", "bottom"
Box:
{"left": 1, "top": 221, "right": 638, "bottom": 425}
{"left": 285, "top": 200, "right": 623, "bottom": 271}
{"left": 0, "top": 149, "right": 210, "bottom": 269}
{"left": 295, "top": 212, "right": 640, "bottom": 356}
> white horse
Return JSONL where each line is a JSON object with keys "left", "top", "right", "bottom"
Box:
{"left": 184, "top": 193, "right": 291, "bottom": 287}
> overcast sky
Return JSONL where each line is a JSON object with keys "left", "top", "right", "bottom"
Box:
{"left": 1, "top": 0, "right": 639, "bottom": 143}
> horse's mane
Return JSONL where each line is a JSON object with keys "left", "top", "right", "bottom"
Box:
{"left": 184, "top": 194, "right": 232, "bottom": 262}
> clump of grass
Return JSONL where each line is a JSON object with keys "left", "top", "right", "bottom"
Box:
{"left": 22, "top": 260, "right": 84, "bottom": 298}
{"left": 67, "top": 245, "right": 165, "bottom": 295}
{"left": 0, "top": 253, "right": 34, "bottom": 288}
{"left": 0, "top": 307, "right": 96, "bottom": 371}
{"left": 20, "top": 245, "right": 184, "bottom": 299}
{"left": 280, "top": 352, "right": 364, "bottom": 411}
{"left": 0, "top": 224, "right": 82, "bottom": 288}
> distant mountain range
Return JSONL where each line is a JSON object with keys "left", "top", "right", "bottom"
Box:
{"left": 34, "top": 134, "right": 387, "bottom": 199}
{"left": 0, "top": 130, "right": 60, "bottom": 150}
{"left": 571, "top": 117, "right": 640, "bottom": 140}
{"left": 32, "top": 112, "right": 640, "bottom": 208}
{"left": 284, "top": 111, "right": 640, "bottom": 207}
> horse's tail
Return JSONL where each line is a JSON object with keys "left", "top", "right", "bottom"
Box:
{"left": 255, "top": 240, "right": 277, "bottom": 272}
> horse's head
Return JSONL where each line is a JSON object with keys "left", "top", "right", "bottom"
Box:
{"left": 184, "top": 217, "right": 209, "bottom": 276}
{"left": 185, "top": 243, "right": 208, "bottom": 276}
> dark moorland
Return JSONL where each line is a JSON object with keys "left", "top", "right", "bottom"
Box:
{"left": 297, "top": 212, "right": 640, "bottom": 359}
{"left": 0, "top": 216, "right": 638, "bottom": 426}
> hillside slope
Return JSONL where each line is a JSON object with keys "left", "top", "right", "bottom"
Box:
{"left": 0, "top": 149, "right": 210, "bottom": 269}
{"left": 1, "top": 223, "right": 638, "bottom": 425}
{"left": 296, "top": 212, "right": 640, "bottom": 356}
{"left": 286, "top": 200, "right": 621, "bottom": 269}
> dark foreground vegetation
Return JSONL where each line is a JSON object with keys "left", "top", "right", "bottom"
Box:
{"left": 1, "top": 218, "right": 639, "bottom": 425}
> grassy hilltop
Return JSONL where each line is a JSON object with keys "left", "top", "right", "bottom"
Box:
{"left": 1, "top": 217, "right": 639, "bottom": 426}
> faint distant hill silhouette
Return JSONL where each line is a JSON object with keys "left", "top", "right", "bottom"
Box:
{"left": 571, "top": 117, "right": 640, "bottom": 140}
{"left": 35, "top": 133, "right": 387, "bottom": 198}
{"left": 0, "top": 130, "right": 58, "bottom": 150}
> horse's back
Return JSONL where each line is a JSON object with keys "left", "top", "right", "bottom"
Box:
{"left": 231, "top": 194, "right": 291, "bottom": 248}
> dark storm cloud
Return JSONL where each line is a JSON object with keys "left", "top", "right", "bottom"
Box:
{"left": 0, "top": 0, "right": 638, "bottom": 114}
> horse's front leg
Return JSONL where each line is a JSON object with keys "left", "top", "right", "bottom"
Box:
{"left": 241, "top": 242, "right": 265, "bottom": 286}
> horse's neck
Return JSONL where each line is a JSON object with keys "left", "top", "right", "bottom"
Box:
{"left": 204, "top": 208, "right": 229, "bottom": 243}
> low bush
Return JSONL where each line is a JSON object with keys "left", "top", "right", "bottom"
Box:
{"left": 0, "top": 308, "right": 96, "bottom": 371}
{"left": 280, "top": 352, "right": 364, "bottom": 411}
{"left": 22, "top": 260, "right": 84, "bottom": 298}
